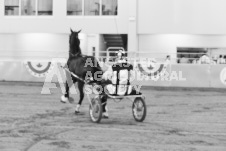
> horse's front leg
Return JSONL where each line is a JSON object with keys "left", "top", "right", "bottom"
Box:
{"left": 75, "top": 81, "right": 85, "bottom": 113}
{"left": 61, "top": 81, "right": 70, "bottom": 103}
{"left": 61, "top": 77, "right": 77, "bottom": 103}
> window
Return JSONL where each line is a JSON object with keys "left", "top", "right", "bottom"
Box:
{"left": 67, "top": 0, "right": 118, "bottom": 16}
{"left": 67, "top": 0, "right": 82, "bottom": 15}
{"left": 102, "top": 0, "right": 117, "bottom": 15}
{"left": 177, "top": 47, "right": 207, "bottom": 64}
{"left": 5, "top": 0, "right": 53, "bottom": 16}
{"left": 84, "top": 0, "right": 100, "bottom": 16}
{"left": 5, "top": 0, "right": 19, "bottom": 16}
{"left": 176, "top": 47, "right": 226, "bottom": 64}
{"left": 38, "top": 0, "right": 53, "bottom": 15}
{"left": 21, "top": 0, "right": 36, "bottom": 15}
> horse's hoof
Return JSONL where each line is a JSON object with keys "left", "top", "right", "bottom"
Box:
{"left": 102, "top": 112, "right": 109, "bottom": 119}
{"left": 75, "top": 104, "right": 81, "bottom": 114}
{"left": 75, "top": 110, "right": 80, "bottom": 114}
{"left": 68, "top": 97, "right": 75, "bottom": 104}
{"left": 60, "top": 95, "right": 68, "bottom": 103}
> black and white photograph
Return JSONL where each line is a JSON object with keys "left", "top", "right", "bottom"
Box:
{"left": 0, "top": 0, "right": 226, "bottom": 150}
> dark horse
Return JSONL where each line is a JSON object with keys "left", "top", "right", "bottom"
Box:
{"left": 61, "top": 29, "right": 103, "bottom": 113}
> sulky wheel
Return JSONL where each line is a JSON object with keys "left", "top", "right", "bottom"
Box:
{"left": 132, "top": 97, "right": 147, "bottom": 122}
{"left": 89, "top": 96, "right": 103, "bottom": 123}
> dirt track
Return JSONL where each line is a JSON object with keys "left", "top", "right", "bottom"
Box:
{"left": 0, "top": 82, "right": 226, "bottom": 151}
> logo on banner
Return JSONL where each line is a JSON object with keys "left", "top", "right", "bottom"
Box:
{"left": 24, "top": 61, "right": 54, "bottom": 78}
{"left": 220, "top": 67, "right": 226, "bottom": 85}
{"left": 136, "top": 62, "right": 168, "bottom": 81}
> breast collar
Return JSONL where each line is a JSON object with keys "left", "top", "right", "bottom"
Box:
{"left": 70, "top": 52, "right": 82, "bottom": 57}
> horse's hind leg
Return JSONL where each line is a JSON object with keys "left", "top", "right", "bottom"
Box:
{"left": 101, "top": 95, "right": 109, "bottom": 118}
{"left": 75, "top": 81, "right": 84, "bottom": 113}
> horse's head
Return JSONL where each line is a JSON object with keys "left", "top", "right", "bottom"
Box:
{"left": 69, "top": 28, "right": 81, "bottom": 46}
{"left": 69, "top": 28, "right": 82, "bottom": 56}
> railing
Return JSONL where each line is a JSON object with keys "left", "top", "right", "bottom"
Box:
{"left": 0, "top": 50, "right": 226, "bottom": 88}
{"left": 0, "top": 50, "right": 226, "bottom": 65}
{"left": 0, "top": 50, "right": 67, "bottom": 61}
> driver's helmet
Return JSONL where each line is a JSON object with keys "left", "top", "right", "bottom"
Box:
{"left": 115, "top": 50, "right": 127, "bottom": 63}
{"left": 116, "top": 50, "right": 125, "bottom": 58}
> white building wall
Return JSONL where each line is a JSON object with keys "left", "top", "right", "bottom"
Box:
{"left": 99, "top": 35, "right": 107, "bottom": 56}
{"left": 0, "top": 0, "right": 130, "bottom": 60}
{"left": 1, "top": 0, "right": 226, "bottom": 87}
{"left": 86, "top": 34, "right": 98, "bottom": 56}
{"left": 136, "top": 0, "right": 226, "bottom": 57}
{"left": 138, "top": 0, "right": 226, "bottom": 34}
{"left": 0, "top": 0, "right": 129, "bottom": 34}
{"left": 139, "top": 34, "right": 226, "bottom": 61}
{"left": 0, "top": 33, "right": 91, "bottom": 60}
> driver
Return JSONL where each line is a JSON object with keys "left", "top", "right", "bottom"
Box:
{"left": 100, "top": 50, "right": 141, "bottom": 118}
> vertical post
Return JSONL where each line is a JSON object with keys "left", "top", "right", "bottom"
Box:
{"left": 92, "top": 47, "right": 96, "bottom": 57}
{"left": 99, "top": 0, "right": 102, "bottom": 15}
{"left": 127, "top": 0, "right": 138, "bottom": 58}
{"left": 54, "top": 0, "right": 66, "bottom": 18}
{"left": 19, "top": 0, "right": 21, "bottom": 16}
{"left": 0, "top": 0, "right": 4, "bottom": 17}
{"left": 35, "top": 0, "right": 38, "bottom": 16}
{"left": 82, "top": 0, "right": 85, "bottom": 16}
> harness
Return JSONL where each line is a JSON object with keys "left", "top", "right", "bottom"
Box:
{"left": 67, "top": 52, "right": 85, "bottom": 66}
{"left": 70, "top": 52, "right": 82, "bottom": 57}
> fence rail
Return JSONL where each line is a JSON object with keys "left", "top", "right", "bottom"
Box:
{"left": 0, "top": 50, "right": 226, "bottom": 88}
{"left": 0, "top": 50, "right": 226, "bottom": 65}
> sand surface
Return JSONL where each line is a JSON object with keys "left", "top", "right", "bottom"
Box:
{"left": 0, "top": 82, "right": 226, "bottom": 151}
